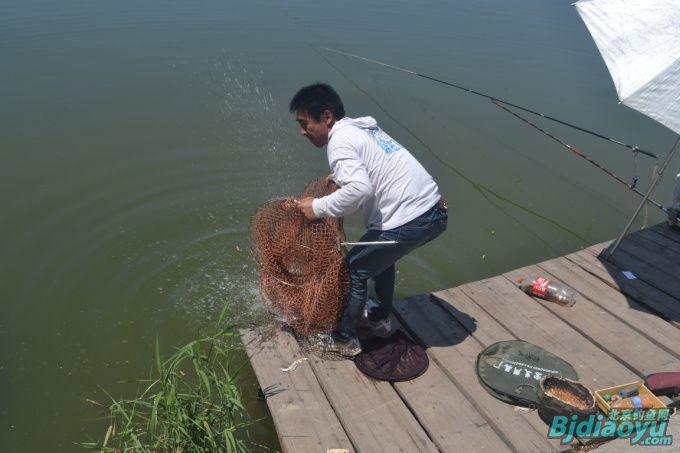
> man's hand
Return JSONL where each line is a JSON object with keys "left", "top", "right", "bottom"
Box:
{"left": 295, "top": 197, "right": 318, "bottom": 221}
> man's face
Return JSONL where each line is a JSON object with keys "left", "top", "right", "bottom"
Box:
{"left": 295, "top": 109, "right": 333, "bottom": 148}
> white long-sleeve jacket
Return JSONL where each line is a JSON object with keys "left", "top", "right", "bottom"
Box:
{"left": 312, "top": 116, "right": 441, "bottom": 231}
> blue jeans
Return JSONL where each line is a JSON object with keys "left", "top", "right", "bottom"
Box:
{"left": 334, "top": 202, "right": 448, "bottom": 340}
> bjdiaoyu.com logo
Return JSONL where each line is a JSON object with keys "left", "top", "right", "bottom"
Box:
{"left": 548, "top": 411, "right": 672, "bottom": 446}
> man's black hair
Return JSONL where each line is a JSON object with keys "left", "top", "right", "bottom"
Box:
{"left": 289, "top": 83, "right": 345, "bottom": 121}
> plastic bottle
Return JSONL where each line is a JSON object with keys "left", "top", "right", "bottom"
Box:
{"left": 610, "top": 394, "right": 657, "bottom": 410}
{"left": 517, "top": 276, "right": 577, "bottom": 307}
{"left": 611, "top": 386, "right": 639, "bottom": 402}
{"left": 618, "top": 386, "right": 640, "bottom": 399}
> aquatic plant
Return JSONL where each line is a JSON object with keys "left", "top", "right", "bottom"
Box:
{"left": 82, "top": 324, "right": 260, "bottom": 452}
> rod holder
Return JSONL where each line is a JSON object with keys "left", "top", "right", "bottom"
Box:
{"left": 603, "top": 135, "right": 680, "bottom": 261}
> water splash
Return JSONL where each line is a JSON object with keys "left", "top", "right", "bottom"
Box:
{"left": 207, "top": 54, "right": 302, "bottom": 199}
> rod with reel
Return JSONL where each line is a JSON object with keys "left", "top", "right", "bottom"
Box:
{"left": 493, "top": 100, "right": 668, "bottom": 213}
{"left": 322, "top": 47, "right": 678, "bottom": 223}
{"left": 323, "top": 47, "right": 659, "bottom": 159}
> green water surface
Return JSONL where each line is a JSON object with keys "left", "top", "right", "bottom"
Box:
{"left": 1, "top": 0, "right": 678, "bottom": 450}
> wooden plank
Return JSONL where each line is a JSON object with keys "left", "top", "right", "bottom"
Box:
{"left": 625, "top": 231, "right": 680, "bottom": 276}
{"left": 535, "top": 256, "right": 680, "bottom": 357}
{"left": 439, "top": 280, "right": 626, "bottom": 451}
{"left": 586, "top": 241, "right": 680, "bottom": 301}
{"left": 387, "top": 314, "right": 513, "bottom": 452}
{"left": 455, "top": 276, "right": 640, "bottom": 387}
{"left": 598, "top": 223, "right": 679, "bottom": 247}
{"left": 306, "top": 347, "right": 438, "bottom": 452}
{"left": 587, "top": 240, "right": 614, "bottom": 255}
{"left": 240, "top": 327, "right": 354, "bottom": 453}
{"left": 502, "top": 263, "right": 680, "bottom": 377}
{"left": 451, "top": 276, "right": 649, "bottom": 450}
{"left": 395, "top": 293, "right": 566, "bottom": 452}
{"left": 565, "top": 250, "right": 680, "bottom": 328}
{"left": 605, "top": 247, "right": 680, "bottom": 301}
{"left": 433, "top": 288, "right": 521, "bottom": 349}
{"left": 634, "top": 228, "right": 680, "bottom": 255}
{"left": 650, "top": 222, "right": 680, "bottom": 245}
{"left": 629, "top": 229, "right": 680, "bottom": 278}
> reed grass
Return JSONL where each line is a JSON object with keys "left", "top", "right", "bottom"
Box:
{"left": 82, "top": 322, "right": 263, "bottom": 452}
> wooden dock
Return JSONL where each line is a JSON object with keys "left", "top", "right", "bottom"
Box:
{"left": 241, "top": 223, "right": 680, "bottom": 452}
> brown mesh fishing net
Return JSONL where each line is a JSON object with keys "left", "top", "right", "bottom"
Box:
{"left": 251, "top": 178, "right": 349, "bottom": 336}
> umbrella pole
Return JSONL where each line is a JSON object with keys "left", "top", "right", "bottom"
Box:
{"left": 602, "top": 135, "right": 680, "bottom": 261}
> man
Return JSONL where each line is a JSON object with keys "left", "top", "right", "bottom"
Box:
{"left": 290, "top": 83, "right": 447, "bottom": 357}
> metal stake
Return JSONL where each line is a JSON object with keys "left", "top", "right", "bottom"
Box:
{"left": 336, "top": 239, "right": 399, "bottom": 251}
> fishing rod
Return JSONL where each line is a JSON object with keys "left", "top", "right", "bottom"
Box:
{"left": 493, "top": 100, "right": 668, "bottom": 213}
{"left": 323, "top": 47, "right": 658, "bottom": 159}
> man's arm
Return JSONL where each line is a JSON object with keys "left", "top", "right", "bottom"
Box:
{"left": 312, "top": 142, "right": 373, "bottom": 218}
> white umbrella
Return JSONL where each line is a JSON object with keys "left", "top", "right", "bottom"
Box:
{"left": 575, "top": 0, "right": 680, "bottom": 135}
{"left": 575, "top": 0, "right": 680, "bottom": 256}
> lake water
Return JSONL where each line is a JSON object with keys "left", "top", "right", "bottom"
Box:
{"left": 2, "top": 0, "right": 678, "bottom": 450}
